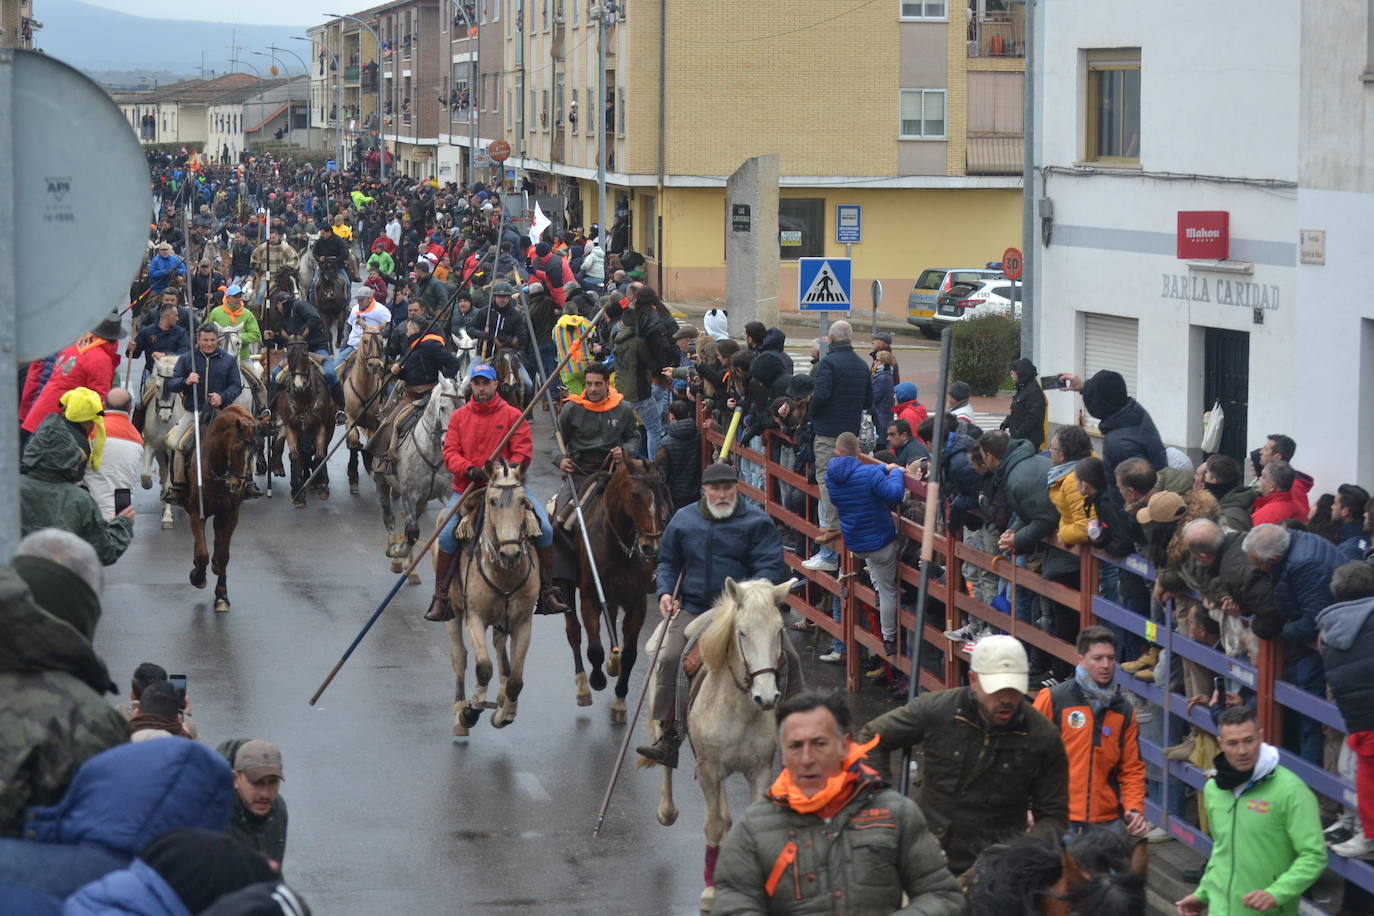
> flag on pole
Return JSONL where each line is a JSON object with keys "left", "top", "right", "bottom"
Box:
{"left": 530, "top": 201, "right": 551, "bottom": 243}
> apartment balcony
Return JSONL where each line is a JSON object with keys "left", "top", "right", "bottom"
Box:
{"left": 966, "top": 131, "right": 1023, "bottom": 175}
{"left": 968, "top": 4, "right": 1025, "bottom": 59}
{"left": 343, "top": 65, "right": 360, "bottom": 83}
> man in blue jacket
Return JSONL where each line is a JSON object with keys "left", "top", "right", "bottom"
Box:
{"left": 825, "top": 432, "right": 907, "bottom": 656}
{"left": 639, "top": 463, "right": 798, "bottom": 768}
{"left": 163, "top": 324, "right": 243, "bottom": 502}
{"left": 147, "top": 242, "right": 187, "bottom": 295}
{"left": 804, "top": 320, "right": 872, "bottom": 572}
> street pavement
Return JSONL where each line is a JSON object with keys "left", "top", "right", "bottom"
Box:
{"left": 97, "top": 406, "right": 882, "bottom": 914}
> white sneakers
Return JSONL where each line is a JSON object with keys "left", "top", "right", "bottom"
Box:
{"left": 943, "top": 618, "right": 987, "bottom": 643}
{"left": 817, "top": 651, "right": 843, "bottom": 664}
{"left": 1331, "top": 834, "right": 1374, "bottom": 859}
{"left": 802, "top": 552, "right": 839, "bottom": 572}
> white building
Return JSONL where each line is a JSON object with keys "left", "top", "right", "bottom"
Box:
{"left": 1032, "top": 1, "right": 1306, "bottom": 478}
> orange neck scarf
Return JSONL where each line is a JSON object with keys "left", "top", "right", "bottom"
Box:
{"left": 565, "top": 388, "right": 624, "bottom": 413}
{"left": 221, "top": 302, "right": 244, "bottom": 320}
{"left": 769, "top": 735, "right": 880, "bottom": 818}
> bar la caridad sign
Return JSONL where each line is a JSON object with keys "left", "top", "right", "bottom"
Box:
{"left": 1160, "top": 273, "right": 1280, "bottom": 310}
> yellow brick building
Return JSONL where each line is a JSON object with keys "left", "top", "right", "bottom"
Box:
{"left": 504, "top": 0, "right": 1025, "bottom": 313}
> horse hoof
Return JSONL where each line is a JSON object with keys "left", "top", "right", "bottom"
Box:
{"left": 161, "top": 518, "right": 173, "bottom": 530}
{"left": 577, "top": 694, "right": 593, "bottom": 707}
{"left": 492, "top": 705, "right": 515, "bottom": 728}
{"left": 590, "top": 669, "right": 607, "bottom": 691}
{"left": 389, "top": 557, "right": 403, "bottom": 573}
{"left": 318, "top": 488, "right": 330, "bottom": 500}
{"left": 658, "top": 807, "right": 679, "bottom": 827}
{"left": 460, "top": 706, "right": 482, "bottom": 728}
{"left": 349, "top": 483, "right": 359, "bottom": 496}
{"left": 140, "top": 474, "right": 152, "bottom": 490}
{"left": 452, "top": 720, "right": 470, "bottom": 737}
{"left": 214, "top": 597, "right": 231, "bottom": 613}
{"left": 292, "top": 499, "right": 306, "bottom": 509}
{"left": 607, "top": 650, "right": 622, "bottom": 678}
{"left": 407, "top": 572, "right": 421, "bottom": 586}
{"left": 609, "top": 702, "right": 627, "bottom": 725}
{"left": 699, "top": 885, "right": 715, "bottom": 912}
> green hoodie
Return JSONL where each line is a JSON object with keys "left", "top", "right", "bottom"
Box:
{"left": 1196, "top": 743, "right": 1327, "bottom": 915}
{"left": 19, "top": 414, "right": 133, "bottom": 566}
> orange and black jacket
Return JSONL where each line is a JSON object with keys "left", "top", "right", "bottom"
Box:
{"left": 1033, "top": 678, "right": 1146, "bottom": 824}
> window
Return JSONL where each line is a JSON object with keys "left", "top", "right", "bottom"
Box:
{"left": 900, "top": 1, "right": 945, "bottom": 19}
{"left": 492, "top": 0, "right": 499, "bottom": 22}
{"left": 493, "top": 74, "right": 501, "bottom": 111}
{"left": 571, "top": 88, "right": 578, "bottom": 132}
{"left": 555, "top": 77, "right": 564, "bottom": 128}
{"left": 642, "top": 194, "right": 656, "bottom": 257}
{"left": 899, "top": 89, "right": 946, "bottom": 138}
{"left": 778, "top": 198, "right": 825, "bottom": 260}
{"left": 1085, "top": 49, "right": 1140, "bottom": 163}
{"left": 616, "top": 86, "right": 625, "bottom": 137}
{"left": 542, "top": 88, "right": 550, "bottom": 130}
{"left": 543, "top": 0, "right": 550, "bottom": 30}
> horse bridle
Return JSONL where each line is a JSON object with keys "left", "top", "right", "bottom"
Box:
{"left": 470, "top": 481, "right": 535, "bottom": 614}
{"left": 729, "top": 627, "right": 784, "bottom": 695}
{"left": 607, "top": 471, "right": 669, "bottom": 559}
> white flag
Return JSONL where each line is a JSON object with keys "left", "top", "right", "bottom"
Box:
{"left": 530, "top": 202, "right": 551, "bottom": 242}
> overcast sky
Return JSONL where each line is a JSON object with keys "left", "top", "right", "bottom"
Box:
{"left": 81, "top": 0, "right": 315, "bottom": 27}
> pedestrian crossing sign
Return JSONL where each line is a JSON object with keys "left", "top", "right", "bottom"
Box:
{"left": 798, "top": 257, "right": 852, "bottom": 312}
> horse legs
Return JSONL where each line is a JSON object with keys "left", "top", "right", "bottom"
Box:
{"left": 377, "top": 478, "right": 405, "bottom": 572}
{"left": 314, "top": 426, "right": 331, "bottom": 500}
{"left": 401, "top": 500, "right": 421, "bottom": 585}
{"left": 141, "top": 439, "right": 156, "bottom": 490}
{"left": 446, "top": 614, "right": 470, "bottom": 737}
{"left": 210, "top": 509, "right": 236, "bottom": 613}
{"left": 699, "top": 765, "right": 732, "bottom": 909}
{"left": 564, "top": 603, "right": 592, "bottom": 707}
{"left": 610, "top": 599, "right": 645, "bottom": 725}
{"left": 460, "top": 609, "right": 492, "bottom": 729}
{"left": 491, "top": 614, "right": 530, "bottom": 729}
{"left": 347, "top": 446, "right": 360, "bottom": 495}
{"left": 188, "top": 510, "right": 209, "bottom": 590}
{"left": 582, "top": 585, "right": 608, "bottom": 692}
{"left": 284, "top": 428, "right": 306, "bottom": 509}
{"left": 657, "top": 759, "right": 679, "bottom": 827}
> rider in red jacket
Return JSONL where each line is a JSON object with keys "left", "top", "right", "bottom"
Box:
{"left": 425, "top": 363, "right": 563, "bottom": 622}
{"left": 22, "top": 315, "right": 125, "bottom": 437}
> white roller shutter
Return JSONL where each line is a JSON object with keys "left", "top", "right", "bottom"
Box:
{"left": 1082, "top": 313, "right": 1138, "bottom": 396}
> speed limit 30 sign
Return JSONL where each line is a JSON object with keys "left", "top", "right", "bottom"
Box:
{"left": 1002, "top": 247, "right": 1023, "bottom": 281}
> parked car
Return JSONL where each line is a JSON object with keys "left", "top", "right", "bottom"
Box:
{"left": 932, "top": 279, "right": 1022, "bottom": 330}
{"left": 906, "top": 267, "right": 1003, "bottom": 338}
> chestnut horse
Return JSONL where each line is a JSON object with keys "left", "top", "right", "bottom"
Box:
{"left": 562, "top": 456, "right": 669, "bottom": 723}
{"left": 963, "top": 827, "right": 1148, "bottom": 916}
{"left": 491, "top": 347, "right": 527, "bottom": 413}
{"left": 179, "top": 405, "right": 261, "bottom": 612}
{"left": 276, "top": 335, "right": 337, "bottom": 508}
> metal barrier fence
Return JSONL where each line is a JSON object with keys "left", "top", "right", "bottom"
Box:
{"left": 702, "top": 422, "right": 1374, "bottom": 907}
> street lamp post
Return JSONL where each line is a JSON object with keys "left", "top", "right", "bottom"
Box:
{"left": 595, "top": 1, "right": 621, "bottom": 252}
{"left": 249, "top": 50, "right": 291, "bottom": 146}
{"left": 270, "top": 44, "right": 311, "bottom": 148}
{"left": 325, "top": 12, "right": 387, "bottom": 180}
{"left": 231, "top": 57, "right": 266, "bottom": 155}
{"left": 451, "top": 1, "right": 479, "bottom": 188}
{"left": 295, "top": 36, "right": 344, "bottom": 169}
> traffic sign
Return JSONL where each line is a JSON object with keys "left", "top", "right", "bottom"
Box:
{"left": 836, "top": 204, "right": 861, "bottom": 243}
{"left": 1002, "top": 246, "right": 1023, "bottom": 280}
{"left": 798, "top": 257, "right": 852, "bottom": 312}
{"left": 487, "top": 139, "right": 511, "bottom": 163}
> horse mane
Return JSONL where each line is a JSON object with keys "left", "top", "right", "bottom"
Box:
{"left": 966, "top": 829, "right": 1145, "bottom": 916}
{"left": 966, "top": 837, "right": 1062, "bottom": 916}
{"left": 698, "top": 580, "right": 777, "bottom": 673}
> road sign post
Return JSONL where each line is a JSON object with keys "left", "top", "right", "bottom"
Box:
{"left": 871, "top": 279, "right": 883, "bottom": 337}
{"left": 1003, "top": 246, "right": 1024, "bottom": 280}
{"left": 836, "top": 204, "right": 861, "bottom": 244}
{"left": 800, "top": 256, "right": 851, "bottom": 356}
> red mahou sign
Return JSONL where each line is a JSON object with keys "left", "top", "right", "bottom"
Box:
{"left": 1177, "top": 210, "right": 1230, "bottom": 259}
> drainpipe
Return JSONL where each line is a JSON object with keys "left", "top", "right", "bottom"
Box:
{"left": 656, "top": 0, "right": 665, "bottom": 294}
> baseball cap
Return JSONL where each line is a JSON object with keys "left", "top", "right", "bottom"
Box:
{"left": 356, "top": 286, "right": 375, "bottom": 300}
{"left": 225, "top": 284, "right": 243, "bottom": 297}
{"left": 701, "top": 462, "right": 739, "bottom": 485}
{"left": 969, "top": 634, "right": 1029, "bottom": 695}
{"left": 234, "top": 739, "right": 284, "bottom": 782}
{"left": 1137, "top": 491, "right": 1186, "bottom": 525}
{"left": 470, "top": 363, "right": 497, "bottom": 380}
{"left": 673, "top": 326, "right": 698, "bottom": 341}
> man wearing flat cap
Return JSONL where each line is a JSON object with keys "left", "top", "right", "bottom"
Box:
{"left": 219, "top": 738, "right": 288, "bottom": 866}
{"left": 638, "top": 462, "right": 802, "bottom": 768}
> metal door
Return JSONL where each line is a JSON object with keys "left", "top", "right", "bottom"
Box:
{"left": 1203, "top": 327, "right": 1249, "bottom": 461}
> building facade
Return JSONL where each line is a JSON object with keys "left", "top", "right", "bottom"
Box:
{"left": 1032, "top": 0, "right": 1301, "bottom": 470}
{"left": 0, "top": 0, "right": 39, "bottom": 50}
{"left": 436, "top": 0, "right": 504, "bottom": 185}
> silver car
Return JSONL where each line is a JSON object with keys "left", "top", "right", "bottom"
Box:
{"left": 906, "top": 268, "right": 1003, "bottom": 339}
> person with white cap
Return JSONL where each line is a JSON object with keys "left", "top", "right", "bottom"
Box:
{"left": 856, "top": 634, "right": 1069, "bottom": 875}
{"left": 324, "top": 287, "right": 392, "bottom": 412}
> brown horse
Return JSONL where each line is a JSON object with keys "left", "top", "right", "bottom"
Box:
{"left": 563, "top": 455, "right": 670, "bottom": 723}
{"left": 179, "top": 405, "right": 261, "bottom": 613}
{"left": 341, "top": 327, "right": 386, "bottom": 494}
{"left": 275, "top": 335, "right": 337, "bottom": 508}
{"left": 492, "top": 347, "right": 527, "bottom": 413}
{"left": 963, "top": 827, "right": 1148, "bottom": 916}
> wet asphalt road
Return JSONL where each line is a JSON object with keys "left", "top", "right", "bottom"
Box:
{"left": 96, "top": 407, "right": 888, "bottom": 915}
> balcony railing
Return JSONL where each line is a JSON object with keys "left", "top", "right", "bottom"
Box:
{"left": 969, "top": 6, "right": 1025, "bottom": 58}
{"left": 343, "top": 65, "right": 360, "bottom": 82}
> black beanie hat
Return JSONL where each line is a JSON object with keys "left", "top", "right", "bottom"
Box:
{"left": 141, "top": 829, "right": 277, "bottom": 914}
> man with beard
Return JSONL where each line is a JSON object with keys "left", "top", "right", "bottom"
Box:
{"left": 856, "top": 635, "right": 1069, "bottom": 876}
{"left": 637, "top": 462, "right": 800, "bottom": 768}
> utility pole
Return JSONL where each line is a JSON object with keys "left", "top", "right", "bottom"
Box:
{"left": 270, "top": 45, "right": 310, "bottom": 148}
{"left": 595, "top": 1, "right": 621, "bottom": 251}
{"left": 452, "top": 1, "right": 479, "bottom": 187}
{"left": 1020, "top": 0, "right": 1036, "bottom": 362}
{"left": 327, "top": 13, "right": 387, "bottom": 179}
{"left": 296, "top": 36, "right": 343, "bottom": 166}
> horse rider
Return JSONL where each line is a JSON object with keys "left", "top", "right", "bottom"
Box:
{"left": 130, "top": 299, "right": 191, "bottom": 391}
{"left": 250, "top": 229, "right": 300, "bottom": 302}
{"left": 310, "top": 223, "right": 351, "bottom": 301}
{"left": 205, "top": 284, "right": 262, "bottom": 364}
{"left": 163, "top": 322, "right": 242, "bottom": 502}
{"left": 190, "top": 259, "right": 227, "bottom": 315}
{"left": 637, "top": 462, "right": 802, "bottom": 768}
{"left": 386, "top": 299, "right": 429, "bottom": 360}
{"left": 425, "top": 363, "right": 564, "bottom": 622}
{"left": 468, "top": 281, "right": 533, "bottom": 388}
{"left": 368, "top": 315, "right": 461, "bottom": 477}
{"left": 325, "top": 287, "right": 391, "bottom": 414}
{"left": 546, "top": 361, "right": 641, "bottom": 612}
{"left": 263, "top": 291, "right": 333, "bottom": 403}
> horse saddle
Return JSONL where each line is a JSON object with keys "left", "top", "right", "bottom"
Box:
{"left": 393, "top": 394, "right": 430, "bottom": 439}
{"left": 554, "top": 472, "right": 611, "bottom": 530}
{"left": 335, "top": 348, "right": 359, "bottom": 381}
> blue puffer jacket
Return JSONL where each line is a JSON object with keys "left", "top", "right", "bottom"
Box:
{"left": 64, "top": 858, "right": 191, "bottom": 916}
{"left": 825, "top": 455, "right": 904, "bottom": 553}
{"left": 1317, "top": 597, "right": 1374, "bottom": 732}
{"left": 1268, "top": 530, "right": 1345, "bottom": 650}
{"left": 809, "top": 343, "right": 873, "bottom": 437}
{"left": 942, "top": 430, "right": 984, "bottom": 526}
{"left": 656, "top": 500, "right": 787, "bottom": 614}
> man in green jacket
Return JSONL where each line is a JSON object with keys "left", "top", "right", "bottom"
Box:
{"left": 857, "top": 634, "right": 1069, "bottom": 875}
{"left": 713, "top": 689, "right": 965, "bottom": 916}
{"left": 1176, "top": 706, "right": 1326, "bottom": 916}
{"left": 0, "top": 529, "right": 129, "bottom": 835}
{"left": 19, "top": 413, "right": 134, "bottom": 566}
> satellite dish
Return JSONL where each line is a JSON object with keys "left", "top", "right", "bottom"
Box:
{"left": 9, "top": 50, "right": 151, "bottom": 363}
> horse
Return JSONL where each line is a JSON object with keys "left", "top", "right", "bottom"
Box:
{"left": 309, "top": 254, "right": 351, "bottom": 352}
{"left": 561, "top": 455, "right": 668, "bottom": 723}
{"left": 178, "top": 405, "right": 262, "bottom": 613}
{"left": 275, "top": 335, "right": 337, "bottom": 508}
{"left": 139, "top": 354, "right": 184, "bottom": 531}
{"left": 446, "top": 458, "right": 542, "bottom": 736}
{"left": 643, "top": 576, "right": 797, "bottom": 912}
{"left": 963, "top": 827, "right": 1149, "bottom": 916}
{"left": 491, "top": 347, "right": 527, "bottom": 412}
{"left": 451, "top": 329, "right": 478, "bottom": 383}
{"left": 216, "top": 324, "right": 268, "bottom": 418}
{"left": 341, "top": 327, "right": 387, "bottom": 495}
{"left": 374, "top": 373, "right": 463, "bottom": 584}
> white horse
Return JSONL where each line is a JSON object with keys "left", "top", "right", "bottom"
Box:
{"left": 374, "top": 373, "right": 463, "bottom": 584}
{"left": 644, "top": 577, "right": 797, "bottom": 912}
{"left": 139, "top": 354, "right": 184, "bottom": 530}
{"left": 216, "top": 324, "right": 267, "bottom": 416}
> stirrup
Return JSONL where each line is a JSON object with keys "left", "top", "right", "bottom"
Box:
{"left": 424, "top": 594, "right": 454, "bottom": 623}
{"left": 636, "top": 723, "right": 683, "bottom": 768}
{"left": 535, "top": 586, "right": 570, "bottom": 615}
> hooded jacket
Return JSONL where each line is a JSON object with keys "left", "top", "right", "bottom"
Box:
{"left": 1215, "top": 484, "right": 1256, "bottom": 534}
{"left": 748, "top": 329, "right": 793, "bottom": 392}
{"left": 657, "top": 418, "right": 701, "bottom": 510}
{"left": 22, "top": 338, "right": 119, "bottom": 434}
{"left": 442, "top": 394, "right": 534, "bottom": 494}
{"left": 893, "top": 381, "right": 928, "bottom": 433}
{"left": 0, "top": 564, "right": 128, "bottom": 837}
{"left": 1033, "top": 677, "right": 1145, "bottom": 824}
{"left": 1001, "top": 358, "right": 1046, "bottom": 449}
{"left": 712, "top": 756, "right": 965, "bottom": 916}
{"left": 1318, "top": 596, "right": 1374, "bottom": 733}
{"left": 656, "top": 498, "right": 786, "bottom": 615}
{"left": 809, "top": 342, "right": 873, "bottom": 438}
{"left": 857, "top": 686, "right": 1069, "bottom": 875}
{"left": 147, "top": 253, "right": 186, "bottom": 293}
{"left": 64, "top": 858, "right": 192, "bottom": 916}
{"left": 1081, "top": 370, "right": 1166, "bottom": 478}
{"left": 558, "top": 388, "right": 641, "bottom": 463}
{"left": 825, "top": 456, "right": 905, "bottom": 554}
{"left": 1195, "top": 744, "right": 1326, "bottom": 916}
{"left": 1257, "top": 530, "right": 1344, "bottom": 649}
{"left": 1251, "top": 488, "right": 1308, "bottom": 527}
{"left": 995, "top": 438, "right": 1059, "bottom": 554}
{"left": 19, "top": 416, "right": 134, "bottom": 566}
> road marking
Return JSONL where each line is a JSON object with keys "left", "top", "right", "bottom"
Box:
{"left": 517, "top": 772, "right": 551, "bottom": 802}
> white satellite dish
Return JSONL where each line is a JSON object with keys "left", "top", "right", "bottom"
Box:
{"left": 9, "top": 50, "right": 151, "bottom": 363}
